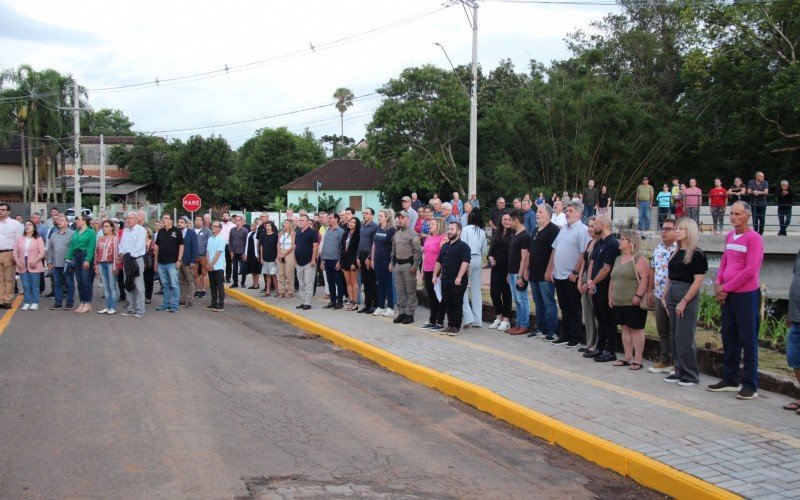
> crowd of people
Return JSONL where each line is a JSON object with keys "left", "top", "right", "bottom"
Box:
{"left": 634, "top": 172, "right": 794, "bottom": 235}
{"left": 0, "top": 168, "right": 794, "bottom": 406}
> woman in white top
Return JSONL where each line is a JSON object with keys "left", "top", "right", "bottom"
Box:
{"left": 277, "top": 219, "right": 296, "bottom": 298}
{"left": 460, "top": 210, "right": 487, "bottom": 328}
{"left": 552, "top": 201, "right": 567, "bottom": 228}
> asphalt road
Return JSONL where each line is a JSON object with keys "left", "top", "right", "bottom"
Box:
{"left": 0, "top": 294, "right": 660, "bottom": 499}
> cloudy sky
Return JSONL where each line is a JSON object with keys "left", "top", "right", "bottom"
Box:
{"left": 1, "top": 0, "right": 616, "bottom": 150}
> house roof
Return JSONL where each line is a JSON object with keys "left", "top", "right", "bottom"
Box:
{"left": 281, "top": 159, "right": 386, "bottom": 191}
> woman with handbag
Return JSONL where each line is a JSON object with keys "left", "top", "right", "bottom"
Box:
{"left": 14, "top": 220, "right": 46, "bottom": 310}
{"left": 65, "top": 214, "right": 96, "bottom": 313}
{"left": 609, "top": 229, "right": 650, "bottom": 370}
{"left": 662, "top": 218, "right": 707, "bottom": 386}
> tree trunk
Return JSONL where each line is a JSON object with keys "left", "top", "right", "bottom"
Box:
{"left": 47, "top": 150, "right": 55, "bottom": 203}
{"left": 61, "top": 151, "right": 67, "bottom": 204}
{"left": 26, "top": 133, "right": 34, "bottom": 203}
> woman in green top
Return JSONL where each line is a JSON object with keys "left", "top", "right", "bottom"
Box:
{"left": 609, "top": 229, "right": 651, "bottom": 370}
{"left": 66, "top": 215, "right": 97, "bottom": 313}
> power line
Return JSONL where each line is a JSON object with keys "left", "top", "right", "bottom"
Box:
{"left": 86, "top": 5, "right": 449, "bottom": 94}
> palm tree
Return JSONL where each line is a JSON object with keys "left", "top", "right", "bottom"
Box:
{"left": 0, "top": 65, "right": 85, "bottom": 203}
{"left": 332, "top": 87, "right": 354, "bottom": 153}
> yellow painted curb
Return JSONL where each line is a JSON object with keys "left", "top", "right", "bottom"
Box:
{"left": 228, "top": 288, "right": 740, "bottom": 500}
{"left": 0, "top": 295, "right": 24, "bottom": 337}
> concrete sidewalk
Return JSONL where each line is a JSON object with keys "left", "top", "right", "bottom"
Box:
{"left": 229, "top": 287, "right": 800, "bottom": 499}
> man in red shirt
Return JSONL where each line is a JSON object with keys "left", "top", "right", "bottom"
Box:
{"left": 708, "top": 178, "right": 728, "bottom": 235}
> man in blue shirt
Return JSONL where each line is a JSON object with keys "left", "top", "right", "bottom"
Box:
{"left": 204, "top": 221, "right": 227, "bottom": 311}
{"left": 294, "top": 214, "right": 319, "bottom": 310}
{"left": 358, "top": 208, "right": 379, "bottom": 314}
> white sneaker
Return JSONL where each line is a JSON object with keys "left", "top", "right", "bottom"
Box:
{"left": 21, "top": 303, "right": 30, "bottom": 311}
{"left": 497, "top": 321, "right": 510, "bottom": 331}
{"left": 107, "top": 309, "right": 116, "bottom": 315}
{"left": 29, "top": 303, "right": 39, "bottom": 311}
{"left": 373, "top": 308, "right": 385, "bottom": 316}
{"left": 489, "top": 318, "right": 501, "bottom": 329}
{"left": 472, "top": 322, "right": 483, "bottom": 329}
{"left": 97, "top": 308, "right": 109, "bottom": 314}
{"left": 382, "top": 308, "right": 395, "bottom": 317}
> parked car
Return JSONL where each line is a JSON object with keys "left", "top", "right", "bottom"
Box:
{"left": 64, "top": 208, "right": 93, "bottom": 223}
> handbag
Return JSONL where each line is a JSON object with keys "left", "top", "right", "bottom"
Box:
{"left": 633, "top": 254, "right": 655, "bottom": 311}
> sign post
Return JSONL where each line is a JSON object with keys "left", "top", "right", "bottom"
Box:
{"left": 182, "top": 193, "right": 202, "bottom": 221}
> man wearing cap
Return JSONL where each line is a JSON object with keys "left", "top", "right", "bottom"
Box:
{"left": 390, "top": 210, "right": 422, "bottom": 324}
{"left": 401, "top": 196, "right": 418, "bottom": 230}
{"left": 177, "top": 216, "right": 198, "bottom": 308}
{"left": 636, "top": 177, "right": 655, "bottom": 231}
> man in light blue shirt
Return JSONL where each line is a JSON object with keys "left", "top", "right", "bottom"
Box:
{"left": 546, "top": 201, "right": 590, "bottom": 347}
{"left": 119, "top": 211, "right": 147, "bottom": 317}
{"left": 205, "top": 222, "right": 227, "bottom": 311}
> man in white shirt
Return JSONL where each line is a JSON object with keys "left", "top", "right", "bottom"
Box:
{"left": 119, "top": 211, "right": 147, "bottom": 317}
{"left": 0, "top": 203, "right": 22, "bottom": 308}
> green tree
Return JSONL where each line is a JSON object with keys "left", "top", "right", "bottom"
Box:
{"left": 170, "top": 135, "right": 234, "bottom": 209}
{"left": 233, "top": 127, "right": 326, "bottom": 209}
{"left": 87, "top": 108, "right": 135, "bottom": 136}
{"left": 110, "top": 135, "right": 179, "bottom": 202}
{"left": 365, "top": 65, "right": 470, "bottom": 205}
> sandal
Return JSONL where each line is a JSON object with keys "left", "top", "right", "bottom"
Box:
{"left": 783, "top": 401, "right": 800, "bottom": 411}
{"left": 612, "top": 360, "right": 630, "bottom": 367}
{"left": 629, "top": 362, "right": 644, "bottom": 371}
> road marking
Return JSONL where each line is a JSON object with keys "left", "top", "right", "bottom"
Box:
{"left": 227, "top": 288, "right": 740, "bottom": 500}
{"left": 0, "top": 295, "right": 23, "bottom": 337}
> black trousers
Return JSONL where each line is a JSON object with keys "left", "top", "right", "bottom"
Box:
{"left": 359, "top": 254, "right": 377, "bottom": 308}
{"left": 489, "top": 266, "right": 511, "bottom": 318}
{"left": 423, "top": 271, "right": 445, "bottom": 325}
{"left": 752, "top": 205, "right": 766, "bottom": 234}
{"left": 554, "top": 278, "right": 582, "bottom": 343}
{"left": 324, "top": 260, "right": 345, "bottom": 303}
{"left": 231, "top": 253, "right": 246, "bottom": 285}
{"left": 224, "top": 245, "right": 232, "bottom": 281}
{"left": 592, "top": 282, "right": 616, "bottom": 353}
{"left": 208, "top": 269, "right": 225, "bottom": 308}
{"left": 441, "top": 282, "right": 467, "bottom": 328}
{"left": 144, "top": 267, "right": 154, "bottom": 300}
{"left": 116, "top": 269, "right": 127, "bottom": 301}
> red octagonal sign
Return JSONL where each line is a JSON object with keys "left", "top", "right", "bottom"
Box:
{"left": 182, "top": 193, "right": 202, "bottom": 213}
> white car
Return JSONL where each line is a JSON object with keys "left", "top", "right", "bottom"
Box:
{"left": 64, "top": 208, "right": 93, "bottom": 223}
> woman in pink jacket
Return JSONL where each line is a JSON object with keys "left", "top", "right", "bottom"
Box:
{"left": 14, "top": 220, "right": 46, "bottom": 311}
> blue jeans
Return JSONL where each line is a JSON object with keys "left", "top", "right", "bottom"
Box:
{"left": 51, "top": 266, "right": 75, "bottom": 307}
{"left": 530, "top": 280, "right": 557, "bottom": 335}
{"left": 157, "top": 263, "right": 180, "bottom": 310}
{"left": 638, "top": 202, "right": 651, "bottom": 231}
{"left": 508, "top": 273, "right": 529, "bottom": 328}
{"left": 787, "top": 322, "right": 800, "bottom": 369}
{"left": 721, "top": 290, "right": 760, "bottom": 391}
{"left": 98, "top": 262, "right": 119, "bottom": 310}
{"left": 374, "top": 259, "right": 394, "bottom": 309}
{"left": 20, "top": 271, "right": 40, "bottom": 305}
{"left": 72, "top": 250, "right": 94, "bottom": 303}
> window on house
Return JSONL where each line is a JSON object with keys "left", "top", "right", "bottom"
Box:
{"left": 349, "top": 195, "right": 362, "bottom": 211}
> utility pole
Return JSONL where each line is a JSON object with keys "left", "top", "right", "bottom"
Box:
{"left": 72, "top": 84, "right": 82, "bottom": 216}
{"left": 100, "top": 134, "right": 106, "bottom": 218}
{"left": 468, "top": 1, "right": 478, "bottom": 199}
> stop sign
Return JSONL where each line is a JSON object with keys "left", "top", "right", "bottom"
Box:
{"left": 182, "top": 193, "right": 202, "bottom": 212}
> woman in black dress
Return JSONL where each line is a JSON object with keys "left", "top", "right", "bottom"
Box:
{"left": 340, "top": 217, "right": 361, "bottom": 310}
{"left": 244, "top": 222, "right": 261, "bottom": 289}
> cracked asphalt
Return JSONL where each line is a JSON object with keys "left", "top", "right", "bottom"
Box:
{"left": 0, "top": 298, "right": 660, "bottom": 499}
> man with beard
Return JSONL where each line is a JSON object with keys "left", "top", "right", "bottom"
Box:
{"left": 433, "top": 221, "right": 471, "bottom": 335}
